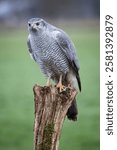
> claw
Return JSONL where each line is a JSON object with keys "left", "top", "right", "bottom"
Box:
{"left": 56, "top": 75, "right": 66, "bottom": 93}
{"left": 56, "top": 83, "right": 66, "bottom": 93}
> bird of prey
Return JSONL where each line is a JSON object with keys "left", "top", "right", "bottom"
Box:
{"left": 27, "top": 18, "right": 81, "bottom": 121}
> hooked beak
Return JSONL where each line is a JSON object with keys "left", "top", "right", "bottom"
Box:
{"left": 30, "top": 23, "right": 37, "bottom": 31}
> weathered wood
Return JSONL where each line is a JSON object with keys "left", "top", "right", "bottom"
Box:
{"left": 33, "top": 85, "right": 77, "bottom": 150}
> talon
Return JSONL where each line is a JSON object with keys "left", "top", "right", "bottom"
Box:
{"left": 56, "top": 83, "right": 66, "bottom": 93}
{"left": 67, "top": 83, "right": 72, "bottom": 89}
{"left": 56, "top": 75, "right": 66, "bottom": 93}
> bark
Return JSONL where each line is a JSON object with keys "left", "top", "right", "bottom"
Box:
{"left": 33, "top": 85, "right": 77, "bottom": 150}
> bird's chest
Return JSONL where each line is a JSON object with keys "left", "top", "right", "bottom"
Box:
{"left": 32, "top": 38, "right": 62, "bottom": 61}
{"left": 31, "top": 36, "right": 69, "bottom": 74}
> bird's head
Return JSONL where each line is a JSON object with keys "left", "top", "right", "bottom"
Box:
{"left": 28, "top": 18, "right": 46, "bottom": 33}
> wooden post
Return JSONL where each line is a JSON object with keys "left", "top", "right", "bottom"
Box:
{"left": 33, "top": 85, "right": 77, "bottom": 150}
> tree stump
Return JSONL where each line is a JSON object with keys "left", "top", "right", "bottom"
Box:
{"left": 33, "top": 85, "right": 77, "bottom": 150}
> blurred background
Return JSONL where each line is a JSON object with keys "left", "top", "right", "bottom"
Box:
{"left": 0, "top": 0, "right": 100, "bottom": 150}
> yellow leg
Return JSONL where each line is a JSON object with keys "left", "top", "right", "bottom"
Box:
{"left": 56, "top": 75, "right": 66, "bottom": 92}
{"left": 46, "top": 76, "right": 51, "bottom": 86}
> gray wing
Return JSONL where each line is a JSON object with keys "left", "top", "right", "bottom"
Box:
{"left": 53, "top": 30, "right": 81, "bottom": 91}
{"left": 27, "top": 36, "right": 36, "bottom": 61}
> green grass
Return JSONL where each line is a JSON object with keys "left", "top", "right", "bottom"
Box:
{"left": 0, "top": 25, "right": 99, "bottom": 150}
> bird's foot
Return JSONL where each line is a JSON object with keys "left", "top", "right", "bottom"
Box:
{"left": 67, "top": 83, "right": 73, "bottom": 90}
{"left": 56, "top": 83, "right": 66, "bottom": 93}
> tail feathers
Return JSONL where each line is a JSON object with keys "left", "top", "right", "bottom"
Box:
{"left": 67, "top": 99, "right": 78, "bottom": 121}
